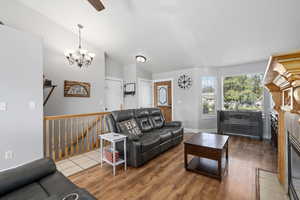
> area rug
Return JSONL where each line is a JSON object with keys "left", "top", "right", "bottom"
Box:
{"left": 256, "top": 168, "right": 289, "bottom": 200}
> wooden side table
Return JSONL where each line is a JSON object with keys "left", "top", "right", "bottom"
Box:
{"left": 99, "top": 133, "right": 127, "bottom": 176}
{"left": 184, "top": 132, "right": 229, "bottom": 181}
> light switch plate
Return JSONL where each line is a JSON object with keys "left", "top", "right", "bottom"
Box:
{"left": 29, "top": 101, "right": 36, "bottom": 110}
{"left": 0, "top": 102, "right": 7, "bottom": 111}
{"left": 5, "top": 151, "right": 13, "bottom": 160}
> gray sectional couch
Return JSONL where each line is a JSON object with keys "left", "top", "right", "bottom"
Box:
{"left": 0, "top": 158, "right": 95, "bottom": 200}
{"left": 105, "top": 108, "right": 184, "bottom": 167}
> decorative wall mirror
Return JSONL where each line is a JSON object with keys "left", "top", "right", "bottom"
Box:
{"left": 157, "top": 85, "right": 168, "bottom": 106}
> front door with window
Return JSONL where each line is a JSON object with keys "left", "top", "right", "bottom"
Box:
{"left": 154, "top": 81, "right": 172, "bottom": 122}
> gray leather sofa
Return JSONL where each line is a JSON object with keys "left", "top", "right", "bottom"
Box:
{"left": 0, "top": 158, "right": 96, "bottom": 200}
{"left": 105, "top": 108, "right": 184, "bottom": 167}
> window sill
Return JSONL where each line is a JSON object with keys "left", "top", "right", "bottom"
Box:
{"left": 201, "top": 115, "right": 217, "bottom": 120}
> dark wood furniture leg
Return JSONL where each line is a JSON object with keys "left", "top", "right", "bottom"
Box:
{"left": 226, "top": 141, "right": 229, "bottom": 164}
{"left": 184, "top": 145, "right": 187, "bottom": 169}
{"left": 218, "top": 156, "right": 222, "bottom": 181}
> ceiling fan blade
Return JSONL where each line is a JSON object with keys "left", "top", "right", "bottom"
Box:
{"left": 87, "top": 0, "right": 105, "bottom": 11}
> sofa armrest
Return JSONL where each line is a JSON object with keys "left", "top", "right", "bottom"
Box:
{"left": 0, "top": 158, "right": 56, "bottom": 196}
{"left": 104, "top": 114, "right": 118, "bottom": 133}
{"left": 164, "top": 121, "right": 182, "bottom": 128}
{"left": 128, "top": 140, "right": 143, "bottom": 167}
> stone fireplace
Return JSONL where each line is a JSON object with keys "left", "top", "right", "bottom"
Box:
{"left": 286, "top": 113, "right": 300, "bottom": 200}
{"left": 264, "top": 51, "right": 300, "bottom": 198}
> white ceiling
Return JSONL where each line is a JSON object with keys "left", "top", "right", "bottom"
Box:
{"left": 17, "top": 0, "right": 300, "bottom": 73}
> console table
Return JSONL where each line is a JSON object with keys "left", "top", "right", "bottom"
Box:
{"left": 217, "top": 110, "right": 263, "bottom": 139}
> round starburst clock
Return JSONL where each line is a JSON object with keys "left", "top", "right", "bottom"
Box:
{"left": 178, "top": 74, "right": 192, "bottom": 89}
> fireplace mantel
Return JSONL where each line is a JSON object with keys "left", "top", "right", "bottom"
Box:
{"left": 264, "top": 50, "right": 300, "bottom": 186}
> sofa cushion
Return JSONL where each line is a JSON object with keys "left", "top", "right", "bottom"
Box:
{"left": 139, "top": 134, "right": 161, "bottom": 153}
{"left": 135, "top": 109, "right": 154, "bottom": 132}
{"left": 117, "top": 119, "right": 143, "bottom": 140}
{"left": 150, "top": 115, "right": 164, "bottom": 129}
{"left": 149, "top": 109, "right": 165, "bottom": 129}
{"left": 112, "top": 110, "right": 135, "bottom": 122}
{"left": 159, "top": 130, "right": 172, "bottom": 142}
{"left": 0, "top": 183, "right": 48, "bottom": 200}
{"left": 38, "top": 172, "right": 77, "bottom": 196}
{"left": 162, "top": 127, "right": 183, "bottom": 137}
{"left": 105, "top": 114, "right": 118, "bottom": 133}
{"left": 136, "top": 117, "right": 153, "bottom": 132}
{"left": 0, "top": 158, "right": 56, "bottom": 196}
{"left": 150, "top": 130, "right": 172, "bottom": 142}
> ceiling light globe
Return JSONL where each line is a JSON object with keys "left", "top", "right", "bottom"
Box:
{"left": 136, "top": 55, "right": 147, "bottom": 63}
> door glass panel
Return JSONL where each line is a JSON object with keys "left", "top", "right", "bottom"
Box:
{"left": 157, "top": 85, "right": 168, "bottom": 106}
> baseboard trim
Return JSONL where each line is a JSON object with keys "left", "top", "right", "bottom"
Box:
{"left": 184, "top": 128, "right": 217, "bottom": 133}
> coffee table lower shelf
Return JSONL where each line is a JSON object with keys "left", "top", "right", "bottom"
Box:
{"left": 186, "top": 157, "right": 227, "bottom": 180}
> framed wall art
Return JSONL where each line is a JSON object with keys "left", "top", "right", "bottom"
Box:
{"left": 64, "top": 80, "right": 91, "bottom": 97}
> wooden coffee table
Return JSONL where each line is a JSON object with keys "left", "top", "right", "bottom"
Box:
{"left": 184, "top": 132, "right": 229, "bottom": 181}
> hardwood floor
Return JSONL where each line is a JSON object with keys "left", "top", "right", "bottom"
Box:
{"left": 69, "top": 134, "right": 277, "bottom": 200}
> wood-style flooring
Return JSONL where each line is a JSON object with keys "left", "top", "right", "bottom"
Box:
{"left": 69, "top": 134, "right": 277, "bottom": 200}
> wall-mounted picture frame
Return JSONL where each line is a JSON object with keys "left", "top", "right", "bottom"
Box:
{"left": 124, "top": 83, "right": 136, "bottom": 95}
{"left": 64, "top": 80, "right": 91, "bottom": 97}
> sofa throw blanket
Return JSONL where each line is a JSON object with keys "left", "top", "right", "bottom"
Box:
{"left": 117, "top": 119, "right": 143, "bottom": 140}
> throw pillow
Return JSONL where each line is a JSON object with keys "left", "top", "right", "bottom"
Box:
{"left": 117, "top": 119, "right": 143, "bottom": 140}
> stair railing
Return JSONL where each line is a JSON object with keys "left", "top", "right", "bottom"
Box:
{"left": 44, "top": 112, "right": 110, "bottom": 161}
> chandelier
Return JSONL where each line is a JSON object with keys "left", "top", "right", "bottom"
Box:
{"left": 65, "top": 24, "right": 95, "bottom": 68}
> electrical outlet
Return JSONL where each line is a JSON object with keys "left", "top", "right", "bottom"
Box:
{"left": 5, "top": 151, "right": 13, "bottom": 160}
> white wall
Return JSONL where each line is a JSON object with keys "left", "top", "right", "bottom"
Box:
{"left": 123, "top": 64, "right": 138, "bottom": 109}
{"left": 105, "top": 54, "right": 124, "bottom": 79}
{"left": 0, "top": 0, "right": 107, "bottom": 116}
{"left": 0, "top": 26, "right": 43, "bottom": 170}
{"left": 123, "top": 64, "right": 153, "bottom": 109}
{"left": 153, "top": 60, "right": 271, "bottom": 138}
{"left": 153, "top": 68, "right": 203, "bottom": 129}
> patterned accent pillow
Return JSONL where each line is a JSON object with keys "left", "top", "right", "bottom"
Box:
{"left": 117, "top": 119, "right": 143, "bottom": 140}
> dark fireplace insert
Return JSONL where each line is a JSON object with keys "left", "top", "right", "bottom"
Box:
{"left": 288, "top": 131, "right": 300, "bottom": 200}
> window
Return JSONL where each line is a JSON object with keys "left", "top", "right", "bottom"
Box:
{"left": 201, "top": 76, "right": 217, "bottom": 116}
{"left": 223, "top": 73, "right": 264, "bottom": 111}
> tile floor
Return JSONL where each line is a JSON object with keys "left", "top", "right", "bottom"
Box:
{"left": 258, "top": 169, "right": 290, "bottom": 200}
{"left": 56, "top": 149, "right": 101, "bottom": 177}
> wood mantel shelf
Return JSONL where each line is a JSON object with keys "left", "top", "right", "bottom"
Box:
{"left": 264, "top": 50, "right": 300, "bottom": 186}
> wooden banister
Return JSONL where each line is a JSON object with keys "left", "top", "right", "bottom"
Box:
{"left": 44, "top": 112, "right": 110, "bottom": 120}
{"left": 44, "top": 112, "right": 110, "bottom": 161}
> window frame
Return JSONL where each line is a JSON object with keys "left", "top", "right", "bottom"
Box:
{"left": 221, "top": 73, "right": 264, "bottom": 111}
{"left": 201, "top": 76, "right": 217, "bottom": 118}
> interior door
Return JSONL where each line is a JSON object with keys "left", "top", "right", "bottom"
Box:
{"left": 104, "top": 78, "right": 123, "bottom": 111}
{"left": 139, "top": 79, "right": 153, "bottom": 108}
{"left": 154, "top": 81, "right": 172, "bottom": 122}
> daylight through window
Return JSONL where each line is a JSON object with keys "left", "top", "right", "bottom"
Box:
{"left": 223, "top": 73, "right": 264, "bottom": 111}
{"left": 202, "top": 76, "right": 217, "bottom": 115}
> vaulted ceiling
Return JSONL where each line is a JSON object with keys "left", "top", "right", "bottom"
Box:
{"left": 17, "top": 0, "right": 300, "bottom": 73}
